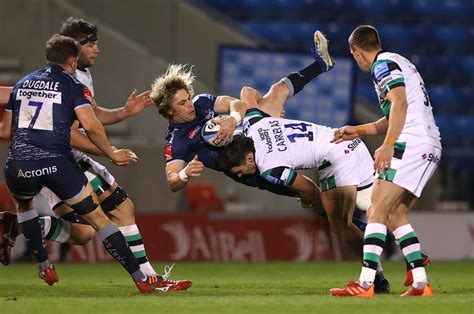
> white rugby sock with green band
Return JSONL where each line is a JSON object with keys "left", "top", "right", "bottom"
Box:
{"left": 119, "top": 225, "right": 157, "bottom": 276}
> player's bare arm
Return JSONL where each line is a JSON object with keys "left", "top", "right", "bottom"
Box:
{"left": 331, "top": 117, "right": 389, "bottom": 144}
{"left": 213, "top": 96, "right": 245, "bottom": 145}
{"left": 70, "top": 120, "right": 103, "bottom": 156}
{"left": 0, "top": 110, "right": 12, "bottom": 140}
{"left": 166, "top": 156, "right": 204, "bottom": 192}
{"left": 374, "top": 86, "right": 408, "bottom": 173}
{"left": 75, "top": 105, "right": 138, "bottom": 166}
{"left": 93, "top": 89, "right": 153, "bottom": 125}
{"left": 0, "top": 86, "right": 12, "bottom": 104}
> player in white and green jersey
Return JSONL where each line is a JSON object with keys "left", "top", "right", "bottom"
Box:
{"left": 330, "top": 25, "right": 440, "bottom": 298}
{"left": 217, "top": 81, "right": 393, "bottom": 293}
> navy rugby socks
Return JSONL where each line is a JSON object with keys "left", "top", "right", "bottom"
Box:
{"left": 281, "top": 61, "right": 323, "bottom": 97}
{"left": 98, "top": 223, "right": 145, "bottom": 280}
{"left": 18, "top": 209, "right": 49, "bottom": 264}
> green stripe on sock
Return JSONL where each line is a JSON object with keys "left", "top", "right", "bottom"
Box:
{"left": 125, "top": 234, "right": 141, "bottom": 242}
{"left": 405, "top": 251, "right": 423, "bottom": 263}
{"left": 398, "top": 231, "right": 417, "bottom": 243}
{"left": 365, "top": 232, "right": 386, "bottom": 241}
{"left": 363, "top": 252, "right": 380, "bottom": 263}
{"left": 133, "top": 250, "right": 146, "bottom": 258}
{"left": 50, "top": 219, "right": 63, "bottom": 241}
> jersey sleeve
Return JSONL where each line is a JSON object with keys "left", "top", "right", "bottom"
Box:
{"left": 5, "top": 89, "right": 14, "bottom": 111}
{"left": 193, "top": 94, "right": 217, "bottom": 112}
{"left": 371, "top": 59, "right": 405, "bottom": 95}
{"left": 164, "top": 142, "right": 186, "bottom": 164}
{"left": 72, "top": 81, "right": 93, "bottom": 110}
{"left": 242, "top": 108, "right": 270, "bottom": 135}
{"left": 260, "top": 166, "right": 297, "bottom": 187}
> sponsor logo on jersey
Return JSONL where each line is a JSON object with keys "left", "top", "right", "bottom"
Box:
{"left": 83, "top": 87, "right": 93, "bottom": 103}
{"left": 258, "top": 127, "right": 273, "bottom": 153}
{"left": 17, "top": 166, "right": 57, "bottom": 178}
{"left": 204, "top": 109, "right": 214, "bottom": 120}
{"left": 164, "top": 145, "right": 173, "bottom": 161}
{"left": 347, "top": 138, "right": 362, "bottom": 151}
{"left": 17, "top": 88, "right": 61, "bottom": 101}
{"left": 374, "top": 62, "right": 390, "bottom": 81}
{"left": 423, "top": 153, "right": 440, "bottom": 165}
{"left": 188, "top": 125, "right": 202, "bottom": 139}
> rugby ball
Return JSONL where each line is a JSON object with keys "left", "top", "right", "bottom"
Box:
{"left": 201, "top": 115, "right": 242, "bottom": 147}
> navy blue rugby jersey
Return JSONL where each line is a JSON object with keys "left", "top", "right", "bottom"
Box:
{"left": 164, "top": 94, "right": 219, "bottom": 168}
{"left": 7, "top": 63, "right": 93, "bottom": 160}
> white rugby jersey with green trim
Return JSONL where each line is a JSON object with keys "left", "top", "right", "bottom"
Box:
{"left": 371, "top": 51, "right": 441, "bottom": 148}
{"left": 243, "top": 108, "right": 334, "bottom": 183}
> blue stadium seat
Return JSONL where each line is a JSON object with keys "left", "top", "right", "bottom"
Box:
{"left": 378, "top": 25, "right": 415, "bottom": 55}
{"left": 412, "top": 0, "right": 470, "bottom": 25}
{"left": 433, "top": 26, "right": 469, "bottom": 54}
{"left": 462, "top": 56, "right": 474, "bottom": 82}
{"left": 353, "top": 0, "right": 389, "bottom": 23}
{"left": 429, "top": 85, "right": 461, "bottom": 116}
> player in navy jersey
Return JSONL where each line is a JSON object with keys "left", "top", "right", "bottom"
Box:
{"left": 56, "top": 17, "right": 191, "bottom": 290}
{"left": 1, "top": 34, "right": 163, "bottom": 293}
{"left": 151, "top": 31, "right": 334, "bottom": 199}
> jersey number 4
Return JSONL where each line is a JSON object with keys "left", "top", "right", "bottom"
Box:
{"left": 284, "top": 122, "right": 314, "bottom": 143}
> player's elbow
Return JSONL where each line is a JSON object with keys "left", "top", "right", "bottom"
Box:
{"left": 169, "top": 184, "right": 181, "bottom": 193}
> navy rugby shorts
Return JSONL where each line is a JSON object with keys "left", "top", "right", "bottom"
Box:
{"left": 4, "top": 155, "right": 88, "bottom": 201}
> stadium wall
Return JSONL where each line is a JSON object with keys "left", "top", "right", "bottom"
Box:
{"left": 10, "top": 212, "right": 474, "bottom": 262}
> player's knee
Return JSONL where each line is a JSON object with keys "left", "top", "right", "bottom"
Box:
{"left": 71, "top": 195, "right": 98, "bottom": 215}
{"left": 114, "top": 198, "right": 135, "bottom": 219}
{"left": 100, "top": 186, "right": 128, "bottom": 213}
{"left": 240, "top": 86, "right": 254, "bottom": 99}
{"left": 268, "top": 81, "right": 289, "bottom": 98}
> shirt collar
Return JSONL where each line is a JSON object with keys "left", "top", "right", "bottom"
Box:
{"left": 372, "top": 49, "right": 385, "bottom": 66}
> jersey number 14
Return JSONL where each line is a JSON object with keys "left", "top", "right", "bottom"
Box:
{"left": 284, "top": 122, "right": 314, "bottom": 143}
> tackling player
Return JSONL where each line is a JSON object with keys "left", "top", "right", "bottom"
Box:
{"left": 151, "top": 31, "right": 334, "bottom": 199}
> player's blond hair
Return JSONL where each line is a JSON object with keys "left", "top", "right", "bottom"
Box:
{"left": 150, "top": 64, "right": 195, "bottom": 120}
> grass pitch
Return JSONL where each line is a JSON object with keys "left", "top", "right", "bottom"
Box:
{"left": 0, "top": 261, "right": 473, "bottom": 314}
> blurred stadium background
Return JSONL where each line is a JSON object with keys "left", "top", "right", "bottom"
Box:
{"left": 0, "top": 0, "right": 472, "bottom": 264}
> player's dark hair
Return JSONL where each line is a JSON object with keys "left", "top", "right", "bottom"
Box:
{"left": 59, "top": 17, "right": 98, "bottom": 41}
{"left": 45, "top": 34, "right": 80, "bottom": 64}
{"left": 217, "top": 135, "right": 255, "bottom": 171}
{"left": 349, "top": 25, "right": 382, "bottom": 51}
